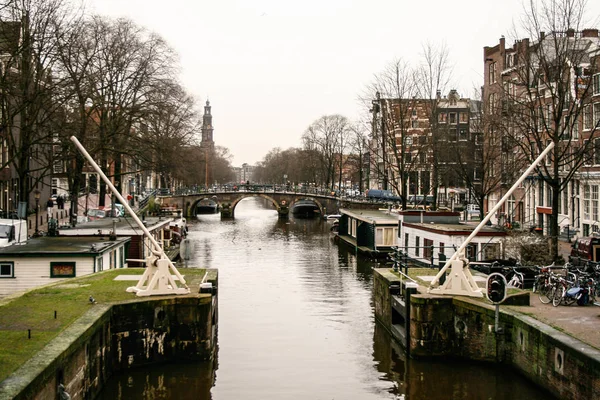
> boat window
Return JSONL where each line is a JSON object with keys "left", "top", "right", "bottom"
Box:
{"left": 0, "top": 262, "right": 14, "bottom": 278}
{"left": 0, "top": 225, "right": 14, "bottom": 239}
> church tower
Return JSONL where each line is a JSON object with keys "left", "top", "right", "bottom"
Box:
{"left": 200, "top": 100, "right": 214, "bottom": 186}
{"left": 201, "top": 100, "right": 214, "bottom": 149}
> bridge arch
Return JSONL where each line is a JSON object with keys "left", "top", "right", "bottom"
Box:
{"left": 206, "top": 193, "right": 289, "bottom": 218}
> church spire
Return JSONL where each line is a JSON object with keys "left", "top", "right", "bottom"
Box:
{"left": 201, "top": 99, "right": 214, "bottom": 149}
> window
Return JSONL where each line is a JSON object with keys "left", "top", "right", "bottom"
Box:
{"left": 466, "top": 243, "right": 478, "bottom": 261}
{"left": 593, "top": 74, "right": 600, "bottom": 95}
{"left": 488, "top": 93, "right": 497, "bottom": 113}
{"left": 404, "top": 233, "right": 409, "bottom": 253}
{"left": 411, "top": 120, "right": 418, "bottom": 128}
{"left": 415, "top": 236, "right": 420, "bottom": 256}
{"left": 50, "top": 262, "right": 76, "bottom": 278}
{"left": 460, "top": 112, "right": 468, "bottom": 123}
{"left": 423, "top": 238, "right": 434, "bottom": 261}
{"left": 584, "top": 184, "right": 590, "bottom": 220}
{"left": 438, "top": 113, "right": 447, "bottom": 123}
{"left": 583, "top": 139, "right": 592, "bottom": 166}
{"left": 404, "top": 136, "right": 413, "bottom": 146}
{"left": 459, "top": 129, "right": 468, "bottom": 141}
{"left": 595, "top": 139, "right": 600, "bottom": 165}
{"left": 0, "top": 262, "right": 14, "bottom": 278}
{"left": 412, "top": 109, "right": 417, "bottom": 117}
{"left": 449, "top": 112, "right": 457, "bottom": 124}
{"left": 489, "top": 62, "right": 497, "bottom": 83}
{"left": 375, "top": 227, "right": 397, "bottom": 246}
{"left": 593, "top": 186, "right": 599, "bottom": 222}
{"left": 594, "top": 103, "right": 600, "bottom": 128}
{"left": 584, "top": 105, "right": 592, "bottom": 131}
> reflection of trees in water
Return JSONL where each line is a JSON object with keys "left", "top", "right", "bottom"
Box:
{"left": 97, "top": 360, "right": 216, "bottom": 400}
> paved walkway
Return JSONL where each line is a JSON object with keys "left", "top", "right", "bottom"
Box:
{"left": 507, "top": 292, "right": 600, "bottom": 350}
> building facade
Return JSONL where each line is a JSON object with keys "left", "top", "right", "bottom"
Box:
{"left": 483, "top": 29, "right": 600, "bottom": 234}
{"left": 369, "top": 91, "right": 480, "bottom": 207}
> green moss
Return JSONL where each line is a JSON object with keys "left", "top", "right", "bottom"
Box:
{"left": 0, "top": 268, "right": 205, "bottom": 382}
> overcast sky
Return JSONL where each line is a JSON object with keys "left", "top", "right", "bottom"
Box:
{"left": 86, "top": 0, "right": 600, "bottom": 166}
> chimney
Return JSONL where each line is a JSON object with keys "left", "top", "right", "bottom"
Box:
{"left": 582, "top": 29, "right": 599, "bottom": 38}
{"left": 566, "top": 28, "right": 575, "bottom": 37}
{"left": 499, "top": 36, "right": 505, "bottom": 50}
{"left": 436, "top": 90, "right": 441, "bottom": 100}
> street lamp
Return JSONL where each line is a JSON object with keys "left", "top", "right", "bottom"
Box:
{"left": 34, "top": 190, "right": 41, "bottom": 236}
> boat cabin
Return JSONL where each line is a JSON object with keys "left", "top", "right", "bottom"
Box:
{"left": 0, "top": 236, "right": 130, "bottom": 298}
{"left": 58, "top": 217, "right": 172, "bottom": 267}
{"left": 398, "top": 211, "right": 506, "bottom": 267}
{"left": 336, "top": 208, "right": 399, "bottom": 257}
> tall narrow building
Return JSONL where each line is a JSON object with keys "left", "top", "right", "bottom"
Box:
{"left": 200, "top": 100, "right": 215, "bottom": 185}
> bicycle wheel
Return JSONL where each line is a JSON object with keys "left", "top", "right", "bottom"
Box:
{"left": 538, "top": 282, "right": 553, "bottom": 304}
{"left": 552, "top": 286, "right": 564, "bottom": 307}
{"left": 563, "top": 292, "right": 577, "bottom": 306}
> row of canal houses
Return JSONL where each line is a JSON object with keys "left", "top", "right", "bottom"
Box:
{"left": 0, "top": 214, "right": 184, "bottom": 298}
{"left": 335, "top": 208, "right": 505, "bottom": 264}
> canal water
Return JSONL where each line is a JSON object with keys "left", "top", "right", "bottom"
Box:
{"left": 99, "top": 198, "right": 549, "bottom": 399}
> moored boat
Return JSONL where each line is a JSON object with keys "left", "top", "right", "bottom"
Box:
{"left": 196, "top": 198, "right": 219, "bottom": 214}
{"left": 291, "top": 199, "right": 320, "bottom": 218}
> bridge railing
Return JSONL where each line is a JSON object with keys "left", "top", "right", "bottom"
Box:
{"left": 165, "top": 184, "right": 373, "bottom": 199}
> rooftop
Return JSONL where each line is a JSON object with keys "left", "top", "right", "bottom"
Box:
{"left": 340, "top": 208, "right": 399, "bottom": 224}
{"left": 58, "top": 216, "right": 171, "bottom": 236}
{"left": 0, "top": 236, "right": 130, "bottom": 256}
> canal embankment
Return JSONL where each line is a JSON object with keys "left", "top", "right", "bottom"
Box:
{"left": 0, "top": 267, "right": 218, "bottom": 400}
{"left": 374, "top": 267, "right": 600, "bottom": 400}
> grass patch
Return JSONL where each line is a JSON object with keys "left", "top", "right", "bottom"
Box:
{"left": 0, "top": 267, "right": 205, "bottom": 382}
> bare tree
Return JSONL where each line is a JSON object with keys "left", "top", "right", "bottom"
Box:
{"left": 415, "top": 42, "right": 453, "bottom": 209}
{"left": 302, "top": 115, "right": 350, "bottom": 190}
{"left": 365, "top": 58, "right": 421, "bottom": 208}
{"left": 0, "top": 0, "right": 76, "bottom": 210}
{"left": 496, "top": 0, "right": 600, "bottom": 259}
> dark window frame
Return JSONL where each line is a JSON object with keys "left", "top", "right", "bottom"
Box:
{"left": 0, "top": 261, "right": 14, "bottom": 278}
{"left": 50, "top": 262, "right": 76, "bottom": 278}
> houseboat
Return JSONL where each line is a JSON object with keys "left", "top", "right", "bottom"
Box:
{"left": 291, "top": 199, "right": 320, "bottom": 218}
{"left": 334, "top": 208, "right": 400, "bottom": 257}
{"left": 57, "top": 216, "right": 172, "bottom": 267}
{"left": 0, "top": 236, "right": 130, "bottom": 298}
{"left": 398, "top": 210, "right": 507, "bottom": 267}
{"left": 196, "top": 198, "right": 219, "bottom": 214}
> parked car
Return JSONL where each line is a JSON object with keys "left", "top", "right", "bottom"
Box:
{"left": 569, "top": 236, "right": 600, "bottom": 266}
{"left": 86, "top": 208, "right": 106, "bottom": 220}
{"left": 365, "top": 189, "right": 402, "bottom": 203}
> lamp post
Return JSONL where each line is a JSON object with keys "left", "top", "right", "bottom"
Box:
{"left": 34, "top": 190, "right": 41, "bottom": 236}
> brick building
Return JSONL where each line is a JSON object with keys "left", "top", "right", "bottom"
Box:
{"left": 369, "top": 90, "right": 480, "bottom": 207}
{"left": 483, "top": 29, "right": 600, "bottom": 234}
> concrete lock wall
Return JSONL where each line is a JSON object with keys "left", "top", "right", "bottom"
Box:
{"left": 373, "top": 268, "right": 600, "bottom": 400}
{"left": 2, "top": 290, "right": 217, "bottom": 400}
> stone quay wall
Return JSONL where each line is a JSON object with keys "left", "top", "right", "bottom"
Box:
{"left": 373, "top": 268, "right": 600, "bottom": 400}
{"left": 0, "top": 270, "right": 218, "bottom": 400}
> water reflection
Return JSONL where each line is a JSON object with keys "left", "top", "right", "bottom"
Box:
{"left": 98, "top": 198, "right": 548, "bottom": 400}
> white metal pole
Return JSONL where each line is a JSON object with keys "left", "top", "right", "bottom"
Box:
{"left": 430, "top": 141, "right": 555, "bottom": 286}
{"left": 70, "top": 136, "right": 187, "bottom": 284}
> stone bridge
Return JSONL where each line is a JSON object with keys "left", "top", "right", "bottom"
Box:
{"left": 159, "top": 191, "right": 382, "bottom": 218}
